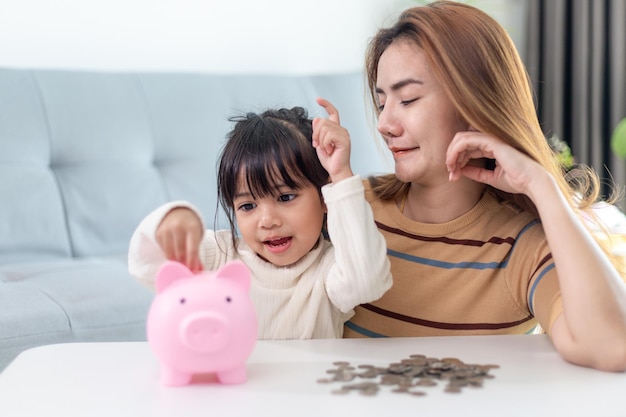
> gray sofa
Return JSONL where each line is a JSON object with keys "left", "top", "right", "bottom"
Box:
{"left": 0, "top": 68, "right": 389, "bottom": 371}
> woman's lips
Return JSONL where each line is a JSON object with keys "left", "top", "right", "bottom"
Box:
{"left": 390, "top": 146, "right": 419, "bottom": 158}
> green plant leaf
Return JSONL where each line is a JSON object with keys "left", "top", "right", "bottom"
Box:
{"left": 611, "top": 118, "right": 626, "bottom": 158}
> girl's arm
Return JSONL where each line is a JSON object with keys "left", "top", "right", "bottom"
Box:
{"left": 312, "top": 97, "right": 354, "bottom": 184}
{"left": 447, "top": 131, "right": 626, "bottom": 372}
{"left": 322, "top": 176, "right": 392, "bottom": 312}
{"left": 313, "top": 98, "right": 392, "bottom": 312}
{"left": 128, "top": 201, "right": 205, "bottom": 290}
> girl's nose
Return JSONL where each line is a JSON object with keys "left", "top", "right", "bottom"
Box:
{"left": 259, "top": 205, "right": 280, "bottom": 228}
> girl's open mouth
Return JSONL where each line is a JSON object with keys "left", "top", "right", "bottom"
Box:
{"left": 264, "top": 237, "right": 292, "bottom": 254}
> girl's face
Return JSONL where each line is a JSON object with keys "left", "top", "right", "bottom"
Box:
{"left": 375, "top": 39, "right": 467, "bottom": 186}
{"left": 233, "top": 175, "right": 326, "bottom": 267}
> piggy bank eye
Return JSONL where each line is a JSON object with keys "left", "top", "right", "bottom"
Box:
{"left": 180, "top": 298, "right": 186, "bottom": 304}
{"left": 226, "top": 296, "right": 232, "bottom": 303}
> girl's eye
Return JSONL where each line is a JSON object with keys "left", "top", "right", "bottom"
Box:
{"left": 401, "top": 98, "right": 418, "bottom": 106}
{"left": 238, "top": 202, "right": 255, "bottom": 212}
{"left": 278, "top": 193, "right": 296, "bottom": 203}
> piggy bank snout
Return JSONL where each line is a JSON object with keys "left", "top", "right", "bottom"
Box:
{"left": 180, "top": 312, "right": 229, "bottom": 353}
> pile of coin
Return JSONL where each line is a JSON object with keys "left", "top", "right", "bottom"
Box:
{"left": 316, "top": 354, "right": 499, "bottom": 397}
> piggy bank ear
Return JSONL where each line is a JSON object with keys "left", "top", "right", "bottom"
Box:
{"left": 215, "top": 260, "right": 251, "bottom": 291}
{"left": 155, "top": 261, "right": 194, "bottom": 293}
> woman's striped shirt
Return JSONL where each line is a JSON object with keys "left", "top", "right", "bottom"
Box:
{"left": 344, "top": 182, "right": 563, "bottom": 338}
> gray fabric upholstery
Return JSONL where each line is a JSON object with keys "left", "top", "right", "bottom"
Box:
{"left": 0, "top": 68, "right": 389, "bottom": 371}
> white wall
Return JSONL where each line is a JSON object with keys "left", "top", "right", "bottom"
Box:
{"left": 0, "top": 0, "right": 527, "bottom": 74}
{"left": 0, "top": 0, "right": 404, "bottom": 73}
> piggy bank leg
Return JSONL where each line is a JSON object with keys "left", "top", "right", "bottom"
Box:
{"left": 161, "top": 367, "right": 193, "bottom": 386}
{"left": 217, "top": 366, "right": 247, "bottom": 384}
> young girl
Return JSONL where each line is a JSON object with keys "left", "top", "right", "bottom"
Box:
{"left": 128, "top": 104, "right": 392, "bottom": 339}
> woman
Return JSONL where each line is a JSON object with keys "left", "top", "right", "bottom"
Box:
{"left": 325, "top": 1, "right": 626, "bottom": 371}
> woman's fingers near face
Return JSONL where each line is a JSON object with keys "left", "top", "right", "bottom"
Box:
{"left": 448, "top": 132, "right": 496, "bottom": 162}
{"left": 446, "top": 132, "right": 497, "bottom": 181}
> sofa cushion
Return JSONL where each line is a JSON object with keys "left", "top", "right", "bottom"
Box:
{"left": 0, "top": 257, "right": 153, "bottom": 366}
{"left": 0, "top": 71, "right": 72, "bottom": 263}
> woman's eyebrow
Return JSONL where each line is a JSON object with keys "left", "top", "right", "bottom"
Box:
{"left": 376, "top": 78, "right": 424, "bottom": 94}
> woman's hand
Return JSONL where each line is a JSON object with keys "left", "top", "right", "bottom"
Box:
{"left": 445, "top": 130, "right": 546, "bottom": 199}
{"left": 312, "top": 97, "right": 354, "bottom": 184}
{"left": 155, "top": 207, "right": 204, "bottom": 273}
{"left": 447, "top": 131, "right": 626, "bottom": 371}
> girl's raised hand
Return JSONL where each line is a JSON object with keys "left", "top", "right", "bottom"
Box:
{"left": 445, "top": 130, "right": 547, "bottom": 198}
{"left": 155, "top": 207, "right": 204, "bottom": 273}
{"left": 312, "top": 97, "right": 354, "bottom": 183}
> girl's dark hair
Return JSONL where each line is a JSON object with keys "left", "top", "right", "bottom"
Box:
{"left": 216, "top": 106, "right": 329, "bottom": 249}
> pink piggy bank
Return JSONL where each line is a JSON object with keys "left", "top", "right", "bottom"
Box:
{"left": 147, "top": 260, "right": 258, "bottom": 386}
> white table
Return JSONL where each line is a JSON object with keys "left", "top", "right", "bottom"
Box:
{"left": 0, "top": 334, "right": 624, "bottom": 417}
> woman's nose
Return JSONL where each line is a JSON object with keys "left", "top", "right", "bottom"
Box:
{"left": 377, "top": 106, "right": 401, "bottom": 138}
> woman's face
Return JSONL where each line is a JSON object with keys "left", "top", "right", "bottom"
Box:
{"left": 375, "top": 39, "right": 467, "bottom": 186}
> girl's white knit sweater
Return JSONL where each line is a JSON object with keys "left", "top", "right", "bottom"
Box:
{"left": 128, "top": 175, "right": 391, "bottom": 339}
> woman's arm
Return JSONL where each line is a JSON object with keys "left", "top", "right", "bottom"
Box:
{"left": 447, "top": 131, "right": 626, "bottom": 371}
{"left": 526, "top": 172, "right": 626, "bottom": 371}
